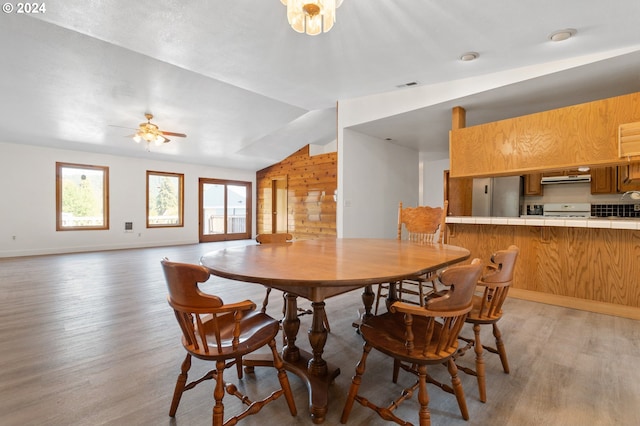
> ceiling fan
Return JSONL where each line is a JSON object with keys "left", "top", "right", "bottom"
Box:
{"left": 119, "top": 113, "right": 187, "bottom": 146}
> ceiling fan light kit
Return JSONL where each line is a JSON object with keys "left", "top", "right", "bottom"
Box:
{"left": 131, "top": 113, "right": 186, "bottom": 147}
{"left": 281, "top": 0, "right": 344, "bottom": 35}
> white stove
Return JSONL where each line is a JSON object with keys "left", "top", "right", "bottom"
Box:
{"left": 543, "top": 203, "right": 592, "bottom": 218}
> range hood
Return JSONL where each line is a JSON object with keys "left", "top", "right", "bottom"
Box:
{"left": 541, "top": 175, "right": 592, "bottom": 184}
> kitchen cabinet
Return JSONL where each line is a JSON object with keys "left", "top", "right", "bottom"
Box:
{"left": 449, "top": 92, "right": 640, "bottom": 178}
{"left": 524, "top": 173, "right": 543, "bottom": 196}
{"left": 618, "top": 162, "right": 640, "bottom": 192}
{"left": 446, "top": 222, "right": 640, "bottom": 316}
{"left": 590, "top": 167, "right": 616, "bottom": 194}
{"left": 590, "top": 163, "right": 640, "bottom": 193}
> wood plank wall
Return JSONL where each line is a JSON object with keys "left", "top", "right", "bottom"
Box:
{"left": 256, "top": 145, "right": 337, "bottom": 239}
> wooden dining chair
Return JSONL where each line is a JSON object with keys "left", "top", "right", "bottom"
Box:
{"left": 341, "top": 258, "right": 483, "bottom": 426}
{"left": 161, "top": 259, "right": 297, "bottom": 426}
{"left": 256, "top": 233, "right": 331, "bottom": 333}
{"left": 256, "top": 233, "right": 294, "bottom": 314}
{"left": 455, "top": 245, "right": 519, "bottom": 402}
{"left": 374, "top": 200, "right": 448, "bottom": 315}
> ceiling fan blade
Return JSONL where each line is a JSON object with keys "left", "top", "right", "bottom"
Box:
{"left": 109, "top": 124, "right": 137, "bottom": 130}
{"left": 161, "top": 131, "right": 187, "bottom": 138}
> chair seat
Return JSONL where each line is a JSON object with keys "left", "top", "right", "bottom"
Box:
{"left": 184, "top": 310, "right": 281, "bottom": 360}
{"left": 361, "top": 313, "right": 459, "bottom": 365}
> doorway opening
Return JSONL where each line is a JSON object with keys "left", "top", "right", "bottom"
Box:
{"left": 199, "top": 178, "right": 252, "bottom": 242}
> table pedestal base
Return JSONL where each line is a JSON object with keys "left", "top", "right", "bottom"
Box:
{"left": 244, "top": 349, "right": 340, "bottom": 424}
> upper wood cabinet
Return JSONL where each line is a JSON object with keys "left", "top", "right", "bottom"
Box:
{"left": 449, "top": 92, "right": 640, "bottom": 178}
{"left": 524, "top": 173, "right": 543, "bottom": 196}
{"left": 590, "top": 163, "right": 640, "bottom": 193}
{"left": 590, "top": 167, "right": 616, "bottom": 194}
{"left": 618, "top": 163, "right": 640, "bottom": 192}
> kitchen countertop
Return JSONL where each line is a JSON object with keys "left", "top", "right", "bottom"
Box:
{"left": 446, "top": 216, "right": 640, "bottom": 230}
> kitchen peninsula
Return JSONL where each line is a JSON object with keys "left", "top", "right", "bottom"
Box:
{"left": 446, "top": 215, "right": 640, "bottom": 320}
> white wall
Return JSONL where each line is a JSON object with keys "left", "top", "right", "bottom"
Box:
{"left": 420, "top": 154, "right": 450, "bottom": 207}
{"left": 0, "top": 142, "right": 255, "bottom": 257}
{"left": 339, "top": 129, "right": 419, "bottom": 238}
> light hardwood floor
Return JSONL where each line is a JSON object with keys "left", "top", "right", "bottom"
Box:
{"left": 1, "top": 241, "right": 639, "bottom": 426}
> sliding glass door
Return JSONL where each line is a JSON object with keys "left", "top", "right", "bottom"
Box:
{"left": 199, "top": 178, "right": 252, "bottom": 242}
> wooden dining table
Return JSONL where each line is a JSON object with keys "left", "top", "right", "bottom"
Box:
{"left": 200, "top": 238, "right": 470, "bottom": 424}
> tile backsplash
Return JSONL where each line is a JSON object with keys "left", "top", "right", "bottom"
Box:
{"left": 592, "top": 204, "right": 640, "bottom": 218}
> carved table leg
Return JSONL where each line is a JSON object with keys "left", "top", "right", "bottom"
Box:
{"left": 307, "top": 301, "right": 328, "bottom": 376}
{"left": 386, "top": 281, "right": 399, "bottom": 312}
{"left": 361, "top": 285, "right": 375, "bottom": 322}
{"left": 243, "top": 292, "right": 339, "bottom": 424}
{"left": 282, "top": 292, "right": 301, "bottom": 362}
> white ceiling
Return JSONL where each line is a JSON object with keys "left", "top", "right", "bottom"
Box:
{"left": 1, "top": 1, "right": 640, "bottom": 170}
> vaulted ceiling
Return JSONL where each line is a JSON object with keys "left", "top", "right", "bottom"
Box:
{"left": 1, "top": 1, "right": 639, "bottom": 170}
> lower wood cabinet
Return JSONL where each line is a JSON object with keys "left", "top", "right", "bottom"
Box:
{"left": 447, "top": 223, "right": 640, "bottom": 312}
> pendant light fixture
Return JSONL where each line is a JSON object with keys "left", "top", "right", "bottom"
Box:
{"left": 280, "top": 0, "right": 344, "bottom": 35}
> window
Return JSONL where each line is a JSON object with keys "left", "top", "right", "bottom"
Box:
{"left": 56, "top": 162, "right": 109, "bottom": 231}
{"left": 147, "top": 171, "right": 184, "bottom": 228}
{"left": 199, "top": 178, "right": 252, "bottom": 242}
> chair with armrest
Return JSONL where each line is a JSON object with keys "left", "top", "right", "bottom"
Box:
{"left": 374, "top": 200, "right": 449, "bottom": 315}
{"left": 255, "top": 233, "right": 293, "bottom": 314}
{"left": 341, "top": 258, "right": 483, "bottom": 426}
{"left": 455, "top": 245, "right": 519, "bottom": 402}
{"left": 161, "top": 258, "right": 297, "bottom": 426}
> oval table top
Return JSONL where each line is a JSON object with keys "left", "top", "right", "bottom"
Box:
{"left": 200, "top": 238, "right": 471, "bottom": 288}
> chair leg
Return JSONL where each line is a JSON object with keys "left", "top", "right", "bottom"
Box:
{"left": 340, "top": 343, "right": 371, "bottom": 424}
{"left": 169, "top": 354, "right": 192, "bottom": 417}
{"left": 473, "top": 323, "right": 486, "bottom": 403}
{"left": 261, "top": 287, "right": 271, "bottom": 314}
{"left": 235, "top": 356, "right": 243, "bottom": 379}
{"left": 447, "top": 358, "right": 469, "bottom": 420}
{"left": 213, "top": 360, "right": 226, "bottom": 426}
{"left": 268, "top": 338, "right": 297, "bottom": 416}
{"left": 493, "top": 323, "right": 510, "bottom": 374}
{"left": 416, "top": 364, "right": 432, "bottom": 426}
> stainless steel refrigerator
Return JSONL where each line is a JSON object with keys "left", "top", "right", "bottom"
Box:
{"left": 472, "top": 176, "right": 523, "bottom": 217}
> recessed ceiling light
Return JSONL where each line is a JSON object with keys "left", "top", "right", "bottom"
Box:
{"left": 548, "top": 28, "right": 577, "bottom": 42}
{"left": 459, "top": 52, "right": 479, "bottom": 62}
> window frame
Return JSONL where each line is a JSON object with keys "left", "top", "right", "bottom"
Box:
{"left": 146, "top": 170, "right": 185, "bottom": 228}
{"left": 56, "top": 162, "right": 109, "bottom": 231}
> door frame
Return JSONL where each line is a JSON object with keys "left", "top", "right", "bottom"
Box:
{"left": 199, "top": 178, "right": 252, "bottom": 242}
